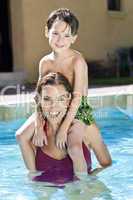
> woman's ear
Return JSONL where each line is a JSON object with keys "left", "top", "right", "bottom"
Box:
{"left": 45, "top": 26, "right": 49, "bottom": 38}
{"left": 66, "top": 93, "right": 72, "bottom": 107}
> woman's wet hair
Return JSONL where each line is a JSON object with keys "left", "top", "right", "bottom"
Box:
{"left": 34, "top": 72, "right": 73, "bottom": 104}
{"left": 46, "top": 8, "right": 79, "bottom": 36}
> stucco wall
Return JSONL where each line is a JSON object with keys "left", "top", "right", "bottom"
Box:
{"left": 10, "top": 0, "right": 25, "bottom": 71}
{"left": 10, "top": 0, "right": 133, "bottom": 83}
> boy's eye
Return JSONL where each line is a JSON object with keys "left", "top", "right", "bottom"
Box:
{"left": 52, "top": 32, "right": 58, "bottom": 35}
{"left": 65, "top": 35, "right": 70, "bottom": 38}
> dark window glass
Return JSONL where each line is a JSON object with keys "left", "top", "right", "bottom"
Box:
{"left": 107, "top": 0, "right": 121, "bottom": 11}
{"left": 0, "top": 0, "right": 13, "bottom": 72}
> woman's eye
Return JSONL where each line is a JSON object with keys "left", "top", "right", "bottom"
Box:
{"left": 59, "top": 98, "right": 64, "bottom": 101}
{"left": 43, "top": 97, "right": 50, "bottom": 101}
{"left": 58, "top": 97, "right": 66, "bottom": 102}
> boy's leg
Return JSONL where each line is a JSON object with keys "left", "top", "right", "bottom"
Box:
{"left": 16, "top": 113, "right": 36, "bottom": 172}
{"left": 67, "top": 119, "right": 88, "bottom": 176}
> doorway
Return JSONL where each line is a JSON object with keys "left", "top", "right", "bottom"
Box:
{"left": 0, "top": 0, "right": 13, "bottom": 72}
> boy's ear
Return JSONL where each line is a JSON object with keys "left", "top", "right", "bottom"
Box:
{"left": 72, "top": 35, "right": 78, "bottom": 44}
{"left": 45, "top": 26, "right": 49, "bottom": 38}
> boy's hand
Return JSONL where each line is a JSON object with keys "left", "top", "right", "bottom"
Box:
{"left": 32, "top": 128, "right": 48, "bottom": 146}
{"left": 56, "top": 127, "right": 68, "bottom": 149}
{"left": 32, "top": 115, "right": 48, "bottom": 146}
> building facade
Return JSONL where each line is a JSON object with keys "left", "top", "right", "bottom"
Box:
{"left": 0, "top": 0, "right": 133, "bottom": 83}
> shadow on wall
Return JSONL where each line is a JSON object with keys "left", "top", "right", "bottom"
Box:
{"left": 87, "top": 46, "right": 133, "bottom": 80}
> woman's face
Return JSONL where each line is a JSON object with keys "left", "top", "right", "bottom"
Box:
{"left": 40, "top": 84, "right": 71, "bottom": 123}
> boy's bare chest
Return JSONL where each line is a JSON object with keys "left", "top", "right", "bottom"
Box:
{"left": 44, "top": 62, "right": 74, "bottom": 86}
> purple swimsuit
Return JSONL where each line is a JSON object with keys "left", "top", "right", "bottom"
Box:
{"left": 33, "top": 123, "right": 92, "bottom": 184}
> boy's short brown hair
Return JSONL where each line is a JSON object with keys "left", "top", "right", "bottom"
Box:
{"left": 46, "top": 8, "right": 79, "bottom": 35}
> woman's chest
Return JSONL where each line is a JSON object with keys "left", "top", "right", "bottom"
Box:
{"left": 42, "top": 145, "right": 67, "bottom": 160}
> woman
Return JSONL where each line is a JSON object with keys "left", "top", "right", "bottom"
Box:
{"left": 16, "top": 72, "right": 111, "bottom": 184}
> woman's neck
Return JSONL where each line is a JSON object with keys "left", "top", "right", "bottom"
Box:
{"left": 47, "top": 119, "right": 61, "bottom": 133}
{"left": 46, "top": 121, "right": 61, "bottom": 145}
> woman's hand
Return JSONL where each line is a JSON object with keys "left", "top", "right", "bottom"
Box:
{"left": 90, "top": 167, "right": 104, "bottom": 175}
{"left": 28, "top": 170, "right": 43, "bottom": 180}
{"left": 32, "top": 114, "right": 48, "bottom": 146}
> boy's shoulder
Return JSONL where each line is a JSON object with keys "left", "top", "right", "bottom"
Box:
{"left": 39, "top": 53, "right": 53, "bottom": 65}
{"left": 72, "top": 49, "right": 82, "bottom": 58}
{"left": 72, "top": 50, "right": 87, "bottom": 66}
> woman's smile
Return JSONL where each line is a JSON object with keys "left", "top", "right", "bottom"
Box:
{"left": 46, "top": 111, "right": 61, "bottom": 118}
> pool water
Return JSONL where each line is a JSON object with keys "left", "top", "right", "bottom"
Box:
{"left": 0, "top": 107, "right": 133, "bottom": 200}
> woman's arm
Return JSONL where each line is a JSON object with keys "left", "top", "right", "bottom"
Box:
{"left": 56, "top": 57, "right": 87, "bottom": 148}
{"left": 86, "top": 124, "right": 112, "bottom": 167}
{"left": 16, "top": 116, "right": 36, "bottom": 172}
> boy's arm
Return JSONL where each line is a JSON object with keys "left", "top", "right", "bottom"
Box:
{"left": 32, "top": 59, "right": 48, "bottom": 146}
{"left": 38, "top": 58, "right": 44, "bottom": 79}
{"left": 56, "top": 57, "right": 88, "bottom": 149}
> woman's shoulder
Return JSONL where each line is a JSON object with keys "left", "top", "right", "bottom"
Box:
{"left": 16, "top": 113, "right": 35, "bottom": 136}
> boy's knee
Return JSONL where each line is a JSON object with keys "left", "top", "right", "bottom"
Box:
{"left": 71, "top": 119, "right": 86, "bottom": 130}
{"left": 68, "top": 121, "right": 86, "bottom": 140}
{"left": 67, "top": 125, "right": 84, "bottom": 147}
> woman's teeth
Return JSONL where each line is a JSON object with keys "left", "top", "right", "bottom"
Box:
{"left": 49, "top": 112, "right": 60, "bottom": 117}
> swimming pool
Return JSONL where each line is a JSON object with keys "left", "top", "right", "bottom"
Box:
{"left": 0, "top": 94, "right": 133, "bottom": 200}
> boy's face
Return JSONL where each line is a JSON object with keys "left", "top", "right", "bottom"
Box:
{"left": 47, "top": 20, "right": 77, "bottom": 53}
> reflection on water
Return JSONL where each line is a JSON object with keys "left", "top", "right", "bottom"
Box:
{"left": 25, "top": 176, "right": 113, "bottom": 200}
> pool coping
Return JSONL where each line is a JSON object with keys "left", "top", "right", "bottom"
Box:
{"left": 0, "top": 84, "right": 133, "bottom": 106}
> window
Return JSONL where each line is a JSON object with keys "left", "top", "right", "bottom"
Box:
{"left": 107, "top": 0, "right": 121, "bottom": 11}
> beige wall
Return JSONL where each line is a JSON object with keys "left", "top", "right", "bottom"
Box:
{"left": 10, "top": 0, "right": 25, "bottom": 71}
{"left": 107, "top": 0, "right": 133, "bottom": 49}
{"left": 10, "top": 0, "right": 133, "bottom": 83}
